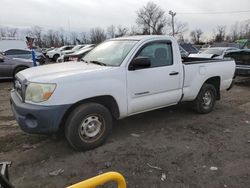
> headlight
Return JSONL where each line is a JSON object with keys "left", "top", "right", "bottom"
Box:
{"left": 25, "top": 83, "right": 56, "bottom": 103}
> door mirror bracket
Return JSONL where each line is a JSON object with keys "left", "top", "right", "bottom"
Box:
{"left": 129, "top": 56, "right": 151, "bottom": 71}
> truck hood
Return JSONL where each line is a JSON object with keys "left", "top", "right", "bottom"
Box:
{"left": 18, "top": 62, "right": 113, "bottom": 83}
{"left": 62, "top": 50, "right": 74, "bottom": 55}
{"left": 189, "top": 53, "right": 216, "bottom": 58}
{"left": 188, "top": 53, "right": 223, "bottom": 59}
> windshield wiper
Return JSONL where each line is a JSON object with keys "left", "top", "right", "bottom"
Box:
{"left": 89, "top": 60, "right": 106, "bottom": 66}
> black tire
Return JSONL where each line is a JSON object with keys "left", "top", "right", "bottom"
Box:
{"left": 193, "top": 83, "right": 216, "bottom": 114}
{"left": 65, "top": 103, "right": 112, "bottom": 151}
{"left": 13, "top": 66, "right": 27, "bottom": 77}
{"left": 52, "top": 54, "right": 60, "bottom": 61}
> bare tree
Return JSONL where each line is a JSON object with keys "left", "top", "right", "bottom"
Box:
{"left": 230, "top": 22, "right": 239, "bottom": 41}
{"left": 0, "top": 27, "right": 18, "bottom": 38}
{"left": 136, "top": 1, "right": 167, "bottom": 35}
{"left": 129, "top": 26, "right": 141, "bottom": 35}
{"left": 8, "top": 28, "right": 18, "bottom": 38}
{"left": 106, "top": 25, "right": 116, "bottom": 38}
{"left": 28, "top": 26, "right": 43, "bottom": 47}
{"left": 42, "top": 29, "right": 61, "bottom": 47}
{"left": 70, "top": 32, "right": 78, "bottom": 45}
{"left": 177, "top": 34, "right": 185, "bottom": 43}
{"left": 242, "top": 19, "right": 250, "bottom": 39}
{"left": 79, "top": 32, "right": 89, "bottom": 44}
{"left": 58, "top": 29, "right": 66, "bottom": 46}
{"left": 166, "top": 18, "right": 188, "bottom": 38}
{"left": 89, "top": 27, "right": 106, "bottom": 44}
{"left": 116, "top": 25, "right": 129, "bottom": 37}
{"left": 214, "top": 26, "right": 226, "bottom": 42}
{"left": 53, "top": 31, "right": 61, "bottom": 47}
{"left": 0, "top": 27, "right": 6, "bottom": 37}
{"left": 47, "top": 29, "right": 54, "bottom": 47}
{"left": 190, "top": 29, "right": 203, "bottom": 44}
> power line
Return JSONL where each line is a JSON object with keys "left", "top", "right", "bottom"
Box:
{"left": 177, "top": 10, "right": 250, "bottom": 15}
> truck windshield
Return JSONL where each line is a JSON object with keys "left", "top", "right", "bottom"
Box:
{"left": 82, "top": 40, "right": 138, "bottom": 66}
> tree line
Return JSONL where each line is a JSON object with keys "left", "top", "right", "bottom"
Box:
{"left": 0, "top": 1, "right": 250, "bottom": 47}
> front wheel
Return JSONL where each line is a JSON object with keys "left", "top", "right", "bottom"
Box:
{"left": 65, "top": 103, "right": 112, "bottom": 151}
{"left": 52, "top": 54, "right": 60, "bottom": 61}
{"left": 193, "top": 83, "right": 216, "bottom": 114}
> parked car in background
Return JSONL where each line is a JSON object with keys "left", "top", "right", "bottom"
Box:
{"left": 179, "top": 46, "right": 189, "bottom": 58}
{"left": 0, "top": 54, "right": 33, "bottom": 79}
{"left": 4, "top": 49, "right": 46, "bottom": 64}
{"left": 57, "top": 45, "right": 95, "bottom": 63}
{"left": 198, "top": 48, "right": 209, "bottom": 53}
{"left": 189, "top": 47, "right": 239, "bottom": 59}
{"left": 179, "top": 43, "right": 199, "bottom": 54}
{"left": 42, "top": 47, "right": 55, "bottom": 56}
{"left": 61, "top": 44, "right": 87, "bottom": 56}
{"left": 225, "top": 49, "right": 250, "bottom": 76}
{"left": 46, "top": 45, "right": 74, "bottom": 61}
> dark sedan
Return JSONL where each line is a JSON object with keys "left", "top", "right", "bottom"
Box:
{"left": 4, "top": 49, "right": 46, "bottom": 65}
{"left": 225, "top": 49, "right": 250, "bottom": 76}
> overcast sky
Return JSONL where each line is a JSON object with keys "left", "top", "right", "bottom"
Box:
{"left": 1, "top": 0, "right": 250, "bottom": 39}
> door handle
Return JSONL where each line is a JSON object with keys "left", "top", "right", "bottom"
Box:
{"left": 169, "top": 71, "right": 179, "bottom": 76}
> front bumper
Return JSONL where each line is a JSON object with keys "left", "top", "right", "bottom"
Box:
{"left": 10, "top": 90, "right": 70, "bottom": 134}
{"left": 46, "top": 53, "right": 54, "bottom": 59}
{"left": 227, "top": 79, "right": 234, "bottom": 91}
{"left": 236, "top": 65, "right": 250, "bottom": 76}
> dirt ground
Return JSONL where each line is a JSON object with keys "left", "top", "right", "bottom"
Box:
{"left": 0, "top": 77, "right": 250, "bottom": 188}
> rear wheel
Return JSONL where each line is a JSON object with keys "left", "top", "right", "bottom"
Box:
{"left": 65, "top": 103, "right": 112, "bottom": 151}
{"left": 193, "top": 83, "right": 216, "bottom": 114}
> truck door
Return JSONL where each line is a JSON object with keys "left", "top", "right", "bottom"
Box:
{"left": 127, "top": 41, "right": 182, "bottom": 114}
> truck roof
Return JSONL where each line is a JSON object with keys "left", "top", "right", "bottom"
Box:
{"left": 111, "top": 35, "right": 175, "bottom": 42}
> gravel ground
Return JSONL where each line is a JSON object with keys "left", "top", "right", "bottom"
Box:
{"left": 0, "top": 77, "right": 250, "bottom": 188}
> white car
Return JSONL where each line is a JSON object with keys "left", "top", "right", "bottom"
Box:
{"left": 57, "top": 44, "right": 95, "bottom": 63}
{"left": 60, "top": 44, "right": 87, "bottom": 56}
{"left": 189, "top": 47, "right": 239, "bottom": 59}
{"left": 46, "top": 45, "right": 73, "bottom": 61}
{"left": 11, "top": 35, "right": 235, "bottom": 150}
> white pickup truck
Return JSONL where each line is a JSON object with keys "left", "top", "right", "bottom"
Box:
{"left": 10, "top": 35, "right": 235, "bottom": 150}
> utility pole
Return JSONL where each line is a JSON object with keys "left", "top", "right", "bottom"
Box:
{"left": 169, "top": 10, "right": 176, "bottom": 37}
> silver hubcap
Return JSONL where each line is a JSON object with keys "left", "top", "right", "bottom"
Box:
{"left": 80, "top": 116, "right": 102, "bottom": 138}
{"left": 202, "top": 91, "right": 212, "bottom": 107}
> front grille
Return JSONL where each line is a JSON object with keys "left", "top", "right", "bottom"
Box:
{"left": 235, "top": 60, "right": 250, "bottom": 66}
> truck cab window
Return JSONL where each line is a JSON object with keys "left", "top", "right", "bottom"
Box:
{"left": 137, "top": 42, "right": 173, "bottom": 67}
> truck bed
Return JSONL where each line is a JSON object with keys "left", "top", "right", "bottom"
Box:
{"left": 181, "top": 57, "right": 235, "bottom": 101}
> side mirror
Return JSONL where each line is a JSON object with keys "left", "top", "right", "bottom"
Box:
{"left": 129, "top": 56, "right": 151, "bottom": 71}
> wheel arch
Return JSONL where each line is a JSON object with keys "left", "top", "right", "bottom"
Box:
{"left": 59, "top": 95, "right": 120, "bottom": 129}
{"left": 203, "top": 76, "right": 221, "bottom": 100}
{"left": 13, "top": 65, "right": 29, "bottom": 77}
{"left": 53, "top": 53, "right": 60, "bottom": 58}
